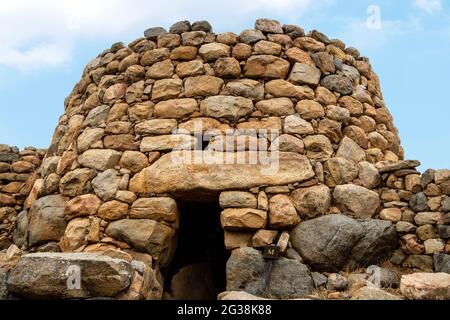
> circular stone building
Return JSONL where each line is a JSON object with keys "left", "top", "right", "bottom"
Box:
{"left": 3, "top": 19, "right": 449, "bottom": 300}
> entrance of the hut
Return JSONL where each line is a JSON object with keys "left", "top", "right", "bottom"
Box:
{"left": 163, "top": 201, "right": 229, "bottom": 300}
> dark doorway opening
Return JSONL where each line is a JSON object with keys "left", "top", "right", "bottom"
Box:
{"left": 163, "top": 201, "right": 229, "bottom": 300}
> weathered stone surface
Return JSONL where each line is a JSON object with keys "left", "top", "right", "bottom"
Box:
{"left": 376, "top": 160, "right": 421, "bottom": 173}
{"left": 141, "top": 48, "right": 170, "bottom": 66}
{"left": 290, "top": 185, "right": 331, "bottom": 219}
{"left": 434, "top": 253, "right": 450, "bottom": 273}
{"left": 256, "top": 98, "right": 295, "bottom": 117}
{"left": 318, "top": 117, "right": 343, "bottom": 144}
{"left": 92, "top": 169, "right": 121, "bottom": 201}
{"left": 231, "top": 43, "right": 252, "bottom": 61}
{"left": 191, "top": 20, "right": 212, "bottom": 32}
{"left": 200, "top": 96, "right": 254, "bottom": 122}
{"left": 140, "top": 135, "right": 197, "bottom": 152}
{"left": 223, "top": 79, "right": 264, "bottom": 100}
{"left": 103, "top": 84, "right": 128, "bottom": 104}
{"left": 146, "top": 59, "right": 174, "bottom": 79}
{"left": 105, "top": 219, "right": 173, "bottom": 266}
{"left": 414, "top": 212, "right": 442, "bottom": 225}
{"left": 167, "top": 46, "right": 196, "bottom": 63}
{"left": 304, "top": 135, "right": 333, "bottom": 161}
{"left": 437, "top": 224, "right": 450, "bottom": 239}
{"left": 336, "top": 136, "right": 366, "bottom": 163}
{"left": 119, "top": 151, "right": 149, "bottom": 173}
{"left": 129, "top": 152, "right": 314, "bottom": 197}
{"left": 185, "top": 76, "right": 224, "bottom": 97}
{"left": 59, "top": 218, "right": 91, "bottom": 251}
{"left": 103, "top": 134, "right": 138, "bottom": 151}
{"left": 285, "top": 49, "right": 313, "bottom": 68}
{"left": 7, "top": 252, "right": 133, "bottom": 299}
{"left": 270, "top": 134, "right": 304, "bottom": 153}
{"left": 294, "top": 37, "right": 325, "bottom": 52}
{"left": 176, "top": 60, "right": 204, "bottom": 77}
{"left": 333, "top": 184, "right": 380, "bottom": 218}
{"left": 221, "top": 208, "right": 267, "bottom": 231}
{"left": 226, "top": 247, "right": 314, "bottom": 299}
{"left": 154, "top": 98, "right": 198, "bottom": 119}
{"left": 347, "top": 220, "right": 397, "bottom": 268}
{"left": 252, "top": 230, "right": 278, "bottom": 248}
{"left": 311, "top": 52, "right": 335, "bottom": 74}
{"left": 255, "top": 18, "right": 283, "bottom": 34}
{"left": 98, "top": 200, "right": 129, "bottom": 221}
{"left": 169, "top": 20, "right": 191, "bottom": 34}
{"left": 239, "top": 29, "right": 265, "bottom": 44}
{"left": 291, "top": 215, "right": 365, "bottom": 272}
{"left": 151, "top": 79, "right": 182, "bottom": 101}
{"left": 296, "top": 100, "right": 324, "bottom": 120}
{"left": 380, "top": 208, "right": 402, "bottom": 222}
{"left": 244, "top": 55, "right": 290, "bottom": 79}
{"left": 358, "top": 161, "right": 381, "bottom": 188}
{"left": 319, "top": 118, "right": 343, "bottom": 145}
{"left": 325, "top": 157, "right": 358, "bottom": 185}
{"left": 417, "top": 224, "right": 438, "bottom": 241}
{"left": 339, "top": 96, "right": 363, "bottom": 116}
{"left": 351, "top": 286, "right": 402, "bottom": 300}
{"left": 283, "top": 115, "right": 314, "bottom": 135}
{"left": 283, "top": 24, "right": 305, "bottom": 39}
{"left": 265, "top": 80, "right": 314, "bottom": 100}
{"left": 217, "top": 32, "right": 238, "bottom": 45}
{"left": 181, "top": 31, "right": 206, "bottom": 46}
{"left": 400, "top": 273, "right": 450, "bottom": 300}
{"left": 219, "top": 191, "right": 257, "bottom": 209}
{"left": 320, "top": 75, "right": 353, "bottom": 95}
{"left": 64, "top": 194, "right": 102, "bottom": 220}
{"left": 423, "top": 173, "right": 439, "bottom": 193}
{"left": 144, "top": 27, "right": 167, "bottom": 40}
{"left": 214, "top": 57, "right": 241, "bottom": 78}
{"left": 424, "top": 239, "right": 445, "bottom": 254}
{"left": 403, "top": 255, "right": 433, "bottom": 272}
{"left": 410, "top": 192, "right": 430, "bottom": 212}
{"left": 28, "top": 195, "right": 69, "bottom": 247}
{"left": 199, "top": 43, "right": 230, "bottom": 62}
{"left": 11, "top": 161, "right": 34, "bottom": 173}
{"left": 254, "top": 40, "right": 282, "bottom": 55}
{"left": 130, "top": 197, "right": 178, "bottom": 223}
{"left": 268, "top": 194, "right": 299, "bottom": 228}
{"left": 0, "top": 271, "right": 7, "bottom": 299}
{"left": 327, "top": 273, "right": 348, "bottom": 291}
{"left": 78, "top": 149, "right": 121, "bottom": 171}
{"left": 224, "top": 232, "right": 253, "bottom": 250}
{"left": 288, "top": 63, "right": 321, "bottom": 86}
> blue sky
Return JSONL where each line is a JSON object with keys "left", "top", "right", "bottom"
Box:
{"left": 0, "top": 0, "right": 449, "bottom": 171}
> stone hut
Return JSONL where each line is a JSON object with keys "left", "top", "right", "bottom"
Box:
{"left": 0, "top": 18, "right": 449, "bottom": 300}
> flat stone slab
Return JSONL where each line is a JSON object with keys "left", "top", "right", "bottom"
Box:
{"left": 7, "top": 252, "right": 134, "bottom": 299}
{"left": 129, "top": 151, "right": 315, "bottom": 199}
{"left": 400, "top": 272, "right": 450, "bottom": 300}
{"left": 376, "top": 160, "right": 421, "bottom": 173}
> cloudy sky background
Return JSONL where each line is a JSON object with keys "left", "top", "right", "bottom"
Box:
{"left": 0, "top": 0, "right": 449, "bottom": 170}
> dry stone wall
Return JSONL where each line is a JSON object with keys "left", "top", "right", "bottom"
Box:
{"left": 1, "top": 18, "right": 449, "bottom": 300}
{"left": 0, "top": 145, "right": 45, "bottom": 249}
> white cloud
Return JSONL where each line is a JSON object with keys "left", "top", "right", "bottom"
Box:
{"left": 338, "top": 17, "right": 422, "bottom": 53}
{"left": 414, "top": 0, "right": 442, "bottom": 13}
{"left": 0, "top": 43, "right": 72, "bottom": 71}
{"left": 0, "top": 0, "right": 327, "bottom": 71}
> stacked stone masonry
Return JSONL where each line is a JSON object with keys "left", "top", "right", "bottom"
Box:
{"left": 0, "top": 145, "right": 46, "bottom": 250}
{"left": 1, "top": 18, "right": 449, "bottom": 300}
